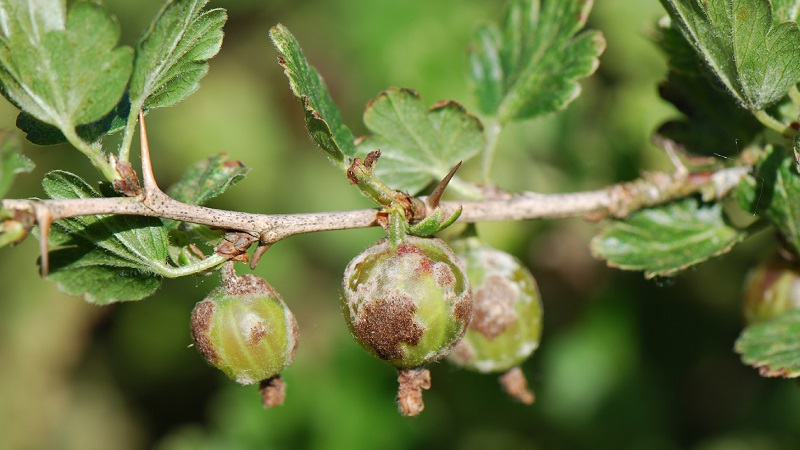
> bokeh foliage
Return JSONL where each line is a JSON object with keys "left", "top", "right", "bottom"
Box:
{"left": 1, "top": 0, "right": 799, "bottom": 449}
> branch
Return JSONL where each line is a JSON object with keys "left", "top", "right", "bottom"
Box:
{"left": 2, "top": 164, "right": 749, "bottom": 244}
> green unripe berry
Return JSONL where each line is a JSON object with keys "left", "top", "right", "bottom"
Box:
{"left": 448, "top": 238, "right": 542, "bottom": 374}
{"left": 342, "top": 235, "right": 472, "bottom": 369}
{"left": 743, "top": 255, "right": 800, "bottom": 324}
{"left": 191, "top": 272, "right": 299, "bottom": 385}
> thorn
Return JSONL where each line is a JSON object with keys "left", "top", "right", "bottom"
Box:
{"left": 427, "top": 161, "right": 462, "bottom": 209}
{"left": 660, "top": 139, "right": 688, "bottom": 178}
{"left": 138, "top": 111, "right": 160, "bottom": 195}
{"left": 250, "top": 241, "right": 272, "bottom": 270}
{"left": 34, "top": 206, "right": 52, "bottom": 277}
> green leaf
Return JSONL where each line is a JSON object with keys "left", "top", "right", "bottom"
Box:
{"left": 16, "top": 94, "right": 131, "bottom": 145}
{"left": 590, "top": 198, "right": 747, "bottom": 278}
{"left": 654, "top": 22, "right": 761, "bottom": 156}
{"left": 356, "top": 88, "right": 484, "bottom": 195}
{"left": 0, "top": 1, "right": 133, "bottom": 131}
{"left": 166, "top": 153, "right": 250, "bottom": 205}
{"left": 41, "top": 170, "right": 170, "bottom": 303}
{"left": 468, "top": 0, "right": 605, "bottom": 123}
{"left": 737, "top": 146, "right": 800, "bottom": 253}
{"left": 735, "top": 310, "right": 800, "bottom": 378}
{"left": 269, "top": 24, "right": 356, "bottom": 169}
{"left": 130, "top": 0, "right": 226, "bottom": 111}
{"left": 660, "top": 0, "right": 800, "bottom": 110}
{"left": 0, "top": 134, "right": 34, "bottom": 198}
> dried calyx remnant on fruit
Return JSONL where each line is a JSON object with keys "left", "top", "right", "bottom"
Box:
{"left": 448, "top": 236, "right": 543, "bottom": 404}
{"left": 743, "top": 253, "right": 800, "bottom": 324}
{"left": 342, "top": 232, "right": 472, "bottom": 415}
{"left": 191, "top": 263, "right": 299, "bottom": 408}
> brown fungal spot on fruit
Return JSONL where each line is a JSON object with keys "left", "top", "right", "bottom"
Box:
{"left": 225, "top": 273, "right": 274, "bottom": 298}
{"left": 471, "top": 274, "right": 517, "bottom": 340}
{"left": 354, "top": 296, "right": 424, "bottom": 360}
{"left": 397, "top": 243, "right": 422, "bottom": 256}
{"left": 452, "top": 339, "right": 476, "bottom": 364}
{"left": 432, "top": 262, "right": 455, "bottom": 287}
{"left": 190, "top": 300, "right": 219, "bottom": 364}
{"left": 453, "top": 293, "right": 473, "bottom": 327}
{"left": 247, "top": 319, "right": 267, "bottom": 346}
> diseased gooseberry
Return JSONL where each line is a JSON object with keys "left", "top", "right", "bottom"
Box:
{"left": 742, "top": 255, "right": 800, "bottom": 324}
{"left": 447, "top": 237, "right": 542, "bottom": 404}
{"left": 191, "top": 265, "right": 298, "bottom": 407}
{"left": 342, "top": 234, "right": 472, "bottom": 415}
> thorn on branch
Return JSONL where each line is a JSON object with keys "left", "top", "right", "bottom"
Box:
{"left": 426, "top": 161, "right": 461, "bottom": 210}
{"left": 34, "top": 206, "right": 53, "bottom": 277}
{"left": 250, "top": 240, "right": 272, "bottom": 270}
{"left": 138, "top": 111, "right": 161, "bottom": 197}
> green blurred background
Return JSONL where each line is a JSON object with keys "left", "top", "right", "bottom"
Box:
{"left": 2, "top": 1, "right": 800, "bottom": 449}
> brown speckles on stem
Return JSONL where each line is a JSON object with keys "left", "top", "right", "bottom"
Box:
{"left": 498, "top": 366, "right": 534, "bottom": 405}
{"left": 471, "top": 274, "right": 518, "bottom": 340}
{"left": 397, "top": 368, "right": 431, "bottom": 416}
{"left": 353, "top": 296, "right": 424, "bottom": 361}
{"left": 259, "top": 375, "right": 286, "bottom": 408}
{"left": 191, "top": 300, "right": 219, "bottom": 364}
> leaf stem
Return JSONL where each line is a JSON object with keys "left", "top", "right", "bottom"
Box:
{"left": 62, "top": 128, "right": 119, "bottom": 182}
{"left": 117, "top": 106, "right": 141, "bottom": 164}
{"left": 790, "top": 86, "right": 800, "bottom": 110}
{"left": 753, "top": 110, "right": 794, "bottom": 136}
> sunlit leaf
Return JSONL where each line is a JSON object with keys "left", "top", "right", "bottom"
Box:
{"left": 270, "top": 24, "right": 356, "bottom": 170}
{"left": 130, "top": 0, "right": 226, "bottom": 111}
{"left": 41, "top": 170, "right": 169, "bottom": 304}
{"left": 356, "top": 87, "right": 483, "bottom": 195}
{"left": 660, "top": 0, "right": 800, "bottom": 110}
{"left": 0, "top": 1, "right": 133, "bottom": 135}
{"left": 736, "top": 310, "right": 800, "bottom": 378}
{"left": 468, "top": 0, "right": 605, "bottom": 122}
{"left": 590, "top": 197, "right": 746, "bottom": 278}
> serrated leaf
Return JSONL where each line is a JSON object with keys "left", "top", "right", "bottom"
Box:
{"left": 735, "top": 309, "right": 800, "bottom": 378}
{"left": 590, "top": 197, "right": 746, "bottom": 278}
{"left": 661, "top": 0, "right": 800, "bottom": 110}
{"left": 16, "top": 94, "right": 131, "bottom": 145}
{"left": 130, "top": 0, "right": 226, "bottom": 111}
{"left": 167, "top": 153, "right": 250, "bottom": 205}
{"left": 269, "top": 24, "right": 356, "bottom": 170}
{"left": 0, "top": 134, "right": 34, "bottom": 198}
{"left": 737, "top": 146, "right": 800, "bottom": 253}
{"left": 654, "top": 23, "right": 761, "bottom": 156}
{"left": 41, "top": 170, "right": 169, "bottom": 303}
{"left": 356, "top": 88, "right": 484, "bottom": 195}
{"left": 0, "top": 1, "right": 133, "bottom": 133}
{"left": 468, "top": 0, "right": 605, "bottom": 123}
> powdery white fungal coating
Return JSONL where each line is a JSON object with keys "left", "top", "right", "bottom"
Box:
{"left": 191, "top": 274, "right": 299, "bottom": 385}
{"left": 448, "top": 238, "right": 542, "bottom": 373}
{"left": 342, "top": 236, "right": 472, "bottom": 369}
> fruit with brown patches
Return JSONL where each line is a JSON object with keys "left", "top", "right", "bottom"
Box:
{"left": 743, "top": 255, "right": 800, "bottom": 324}
{"left": 191, "top": 270, "right": 299, "bottom": 389}
{"left": 448, "top": 238, "right": 542, "bottom": 375}
{"left": 342, "top": 235, "right": 472, "bottom": 369}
